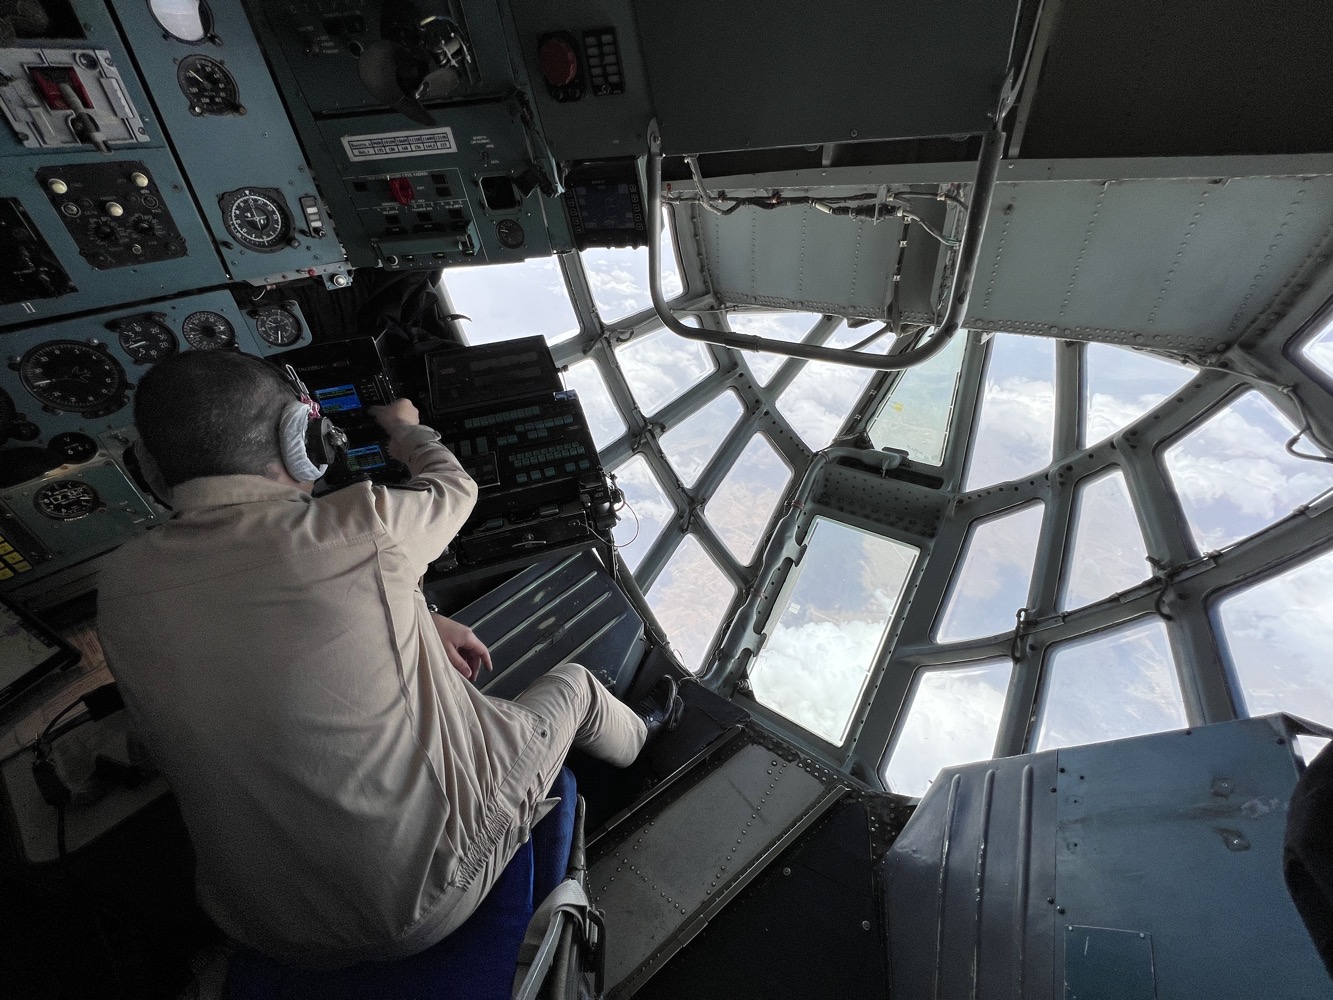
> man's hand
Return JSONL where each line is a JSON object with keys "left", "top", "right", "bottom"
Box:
{"left": 431, "top": 613, "right": 493, "bottom": 682}
{"left": 370, "top": 398, "right": 420, "bottom": 433}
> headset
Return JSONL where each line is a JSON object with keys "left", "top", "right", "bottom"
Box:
{"left": 129, "top": 356, "right": 350, "bottom": 504}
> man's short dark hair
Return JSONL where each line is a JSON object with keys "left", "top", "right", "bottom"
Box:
{"left": 134, "top": 352, "right": 293, "bottom": 487}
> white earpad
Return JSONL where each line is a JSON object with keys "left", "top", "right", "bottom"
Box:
{"left": 278, "top": 401, "right": 327, "bottom": 482}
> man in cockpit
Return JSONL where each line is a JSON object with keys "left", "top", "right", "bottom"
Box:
{"left": 97, "top": 350, "right": 679, "bottom": 969}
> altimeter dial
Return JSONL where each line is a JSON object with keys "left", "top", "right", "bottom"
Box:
{"left": 177, "top": 54, "right": 242, "bottom": 116}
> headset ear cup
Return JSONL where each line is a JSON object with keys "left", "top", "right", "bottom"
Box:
{"left": 125, "top": 441, "right": 174, "bottom": 508}
{"left": 278, "top": 401, "right": 328, "bottom": 482}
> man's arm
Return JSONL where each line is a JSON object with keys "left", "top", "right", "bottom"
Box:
{"left": 370, "top": 399, "right": 478, "bottom": 576}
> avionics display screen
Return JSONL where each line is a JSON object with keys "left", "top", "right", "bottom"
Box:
{"left": 573, "top": 181, "right": 638, "bottom": 231}
{"left": 346, "top": 444, "right": 387, "bottom": 472}
{"left": 314, "top": 384, "right": 363, "bottom": 413}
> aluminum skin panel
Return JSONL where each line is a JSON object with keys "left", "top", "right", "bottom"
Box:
{"left": 883, "top": 716, "right": 1332, "bottom": 1000}
{"left": 695, "top": 204, "right": 906, "bottom": 319}
{"left": 963, "top": 173, "right": 1333, "bottom": 355}
{"left": 107, "top": 0, "right": 350, "bottom": 286}
{"left": 633, "top": 0, "right": 1021, "bottom": 155}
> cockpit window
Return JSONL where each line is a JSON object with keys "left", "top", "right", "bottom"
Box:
{"left": 730, "top": 312, "right": 824, "bottom": 385}
{"left": 1299, "top": 311, "right": 1333, "bottom": 383}
{"left": 610, "top": 454, "right": 672, "bottom": 571}
{"left": 659, "top": 390, "right": 744, "bottom": 486}
{"left": 881, "top": 659, "right": 1012, "bottom": 798}
{"left": 444, "top": 256, "right": 579, "bottom": 345}
{"left": 964, "top": 334, "right": 1056, "bottom": 490}
{"left": 1164, "top": 390, "right": 1333, "bottom": 551}
{"left": 707, "top": 434, "right": 792, "bottom": 564}
{"left": 1060, "top": 468, "right": 1149, "bottom": 610}
{"left": 564, "top": 360, "right": 624, "bottom": 449}
{"left": 935, "top": 501, "right": 1044, "bottom": 642}
{"left": 1217, "top": 548, "right": 1333, "bottom": 732}
{"left": 866, "top": 328, "right": 968, "bottom": 466}
{"left": 775, "top": 321, "right": 888, "bottom": 450}
{"left": 1031, "top": 617, "right": 1186, "bottom": 751}
{"left": 645, "top": 534, "right": 735, "bottom": 673}
{"left": 1082, "top": 342, "right": 1194, "bottom": 446}
{"left": 749, "top": 517, "right": 918, "bottom": 745}
{"left": 616, "top": 327, "right": 715, "bottom": 416}
{"left": 581, "top": 209, "right": 682, "bottom": 324}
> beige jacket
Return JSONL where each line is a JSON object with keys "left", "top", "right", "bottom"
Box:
{"left": 99, "top": 424, "right": 551, "bottom": 967}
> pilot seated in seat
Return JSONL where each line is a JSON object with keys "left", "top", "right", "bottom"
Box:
{"left": 97, "top": 350, "right": 681, "bottom": 970}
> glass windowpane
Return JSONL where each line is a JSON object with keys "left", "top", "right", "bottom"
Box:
{"left": 1061, "top": 469, "right": 1149, "bottom": 610}
{"left": 1164, "top": 391, "right": 1333, "bottom": 551}
{"left": 444, "top": 257, "right": 578, "bottom": 345}
{"left": 1032, "top": 617, "right": 1188, "bottom": 751}
{"left": 1082, "top": 343, "right": 1194, "bottom": 446}
{"left": 708, "top": 434, "right": 792, "bottom": 564}
{"left": 867, "top": 329, "right": 967, "bottom": 466}
{"left": 1217, "top": 549, "right": 1333, "bottom": 730}
{"left": 1300, "top": 313, "right": 1333, "bottom": 382}
{"left": 581, "top": 209, "right": 682, "bottom": 324}
{"left": 659, "top": 391, "right": 744, "bottom": 487}
{"left": 731, "top": 312, "right": 823, "bottom": 385}
{"left": 750, "top": 518, "right": 918, "bottom": 745}
{"left": 611, "top": 454, "right": 672, "bottom": 571}
{"left": 775, "top": 321, "right": 889, "bottom": 451}
{"left": 616, "top": 327, "right": 715, "bottom": 416}
{"left": 564, "top": 361, "right": 624, "bottom": 450}
{"left": 882, "top": 659, "right": 1012, "bottom": 798}
{"left": 936, "top": 502, "right": 1044, "bottom": 642}
{"left": 965, "top": 334, "right": 1056, "bottom": 489}
{"left": 646, "top": 534, "right": 734, "bottom": 673}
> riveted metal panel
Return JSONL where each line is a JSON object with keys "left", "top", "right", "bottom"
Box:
{"left": 963, "top": 175, "right": 1333, "bottom": 355}
{"left": 589, "top": 740, "right": 834, "bottom": 996}
{"left": 815, "top": 465, "right": 949, "bottom": 539}
{"left": 696, "top": 205, "right": 902, "bottom": 319}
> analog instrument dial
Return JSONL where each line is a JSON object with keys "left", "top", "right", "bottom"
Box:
{"left": 19, "top": 340, "right": 127, "bottom": 414}
{"left": 113, "top": 314, "right": 177, "bottom": 364}
{"left": 181, "top": 311, "right": 236, "bottom": 350}
{"left": 220, "top": 188, "right": 290, "bottom": 252}
{"left": 253, "top": 305, "right": 303, "bottom": 347}
{"left": 34, "top": 480, "right": 100, "bottom": 521}
{"left": 177, "top": 54, "right": 242, "bottom": 116}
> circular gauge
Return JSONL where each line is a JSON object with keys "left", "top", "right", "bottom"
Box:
{"left": 149, "top": 0, "right": 214, "bottom": 43}
{"left": 181, "top": 310, "right": 236, "bottom": 350}
{"left": 496, "top": 219, "right": 525, "bottom": 249}
{"left": 253, "top": 305, "right": 303, "bottom": 347}
{"left": 19, "top": 340, "right": 128, "bottom": 414}
{"left": 34, "top": 480, "right": 100, "bottom": 521}
{"left": 113, "top": 314, "right": 177, "bottom": 364}
{"left": 219, "top": 188, "right": 290, "bottom": 252}
{"left": 177, "top": 54, "right": 241, "bottom": 116}
{"left": 49, "top": 432, "right": 100, "bottom": 464}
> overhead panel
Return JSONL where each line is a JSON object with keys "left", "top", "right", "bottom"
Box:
{"left": 961, "top": 172, "right": 1333, "bottom": 355}
{"left": 248, "top": 0, "right": 574, "bottom": 271}
{"left": 505, "top": 0, "right": 654, "bottom": 162}
{"left": 693, "top": 203, "right": 912, "bottom": 319}
{"left": 633, "top": 0, "right": 1021, "bottom": 155}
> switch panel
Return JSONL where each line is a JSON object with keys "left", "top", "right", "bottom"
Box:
{"left": 0, "top": 47, "right": 146, "bottom": 152}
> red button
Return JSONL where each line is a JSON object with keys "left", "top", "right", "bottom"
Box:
{"left": 538, "top": 36, "right": 579, "bottom": 87}
{"left": 388, "top": 177, "right": 415, "bottom": 206}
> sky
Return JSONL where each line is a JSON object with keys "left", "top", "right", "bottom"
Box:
{"left": 439, "top": 245, "right": 1333, "bottom": 795}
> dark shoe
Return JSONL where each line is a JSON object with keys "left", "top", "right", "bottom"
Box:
{"left": 636, "top": 675, "right": 685, "bottom": 742}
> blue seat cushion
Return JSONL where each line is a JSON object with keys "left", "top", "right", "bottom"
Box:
{"left": 224, "top": 767, "right": 578, "bottom": 1000}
